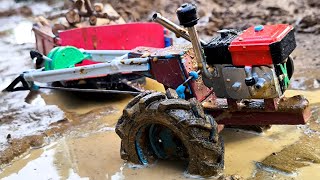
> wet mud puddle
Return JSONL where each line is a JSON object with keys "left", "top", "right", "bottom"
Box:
{"left": 1, "top": 84, "right": 319, "bottom": 180}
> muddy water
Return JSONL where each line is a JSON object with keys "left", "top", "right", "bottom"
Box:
{"left": 297, "top": 164, "right": 320, "bottom": 180}
{"left": 222, "top": 126, "right": 302, "bottom": 178}
{"left": 1, "top": 78, "right": 319, "bottom": 179}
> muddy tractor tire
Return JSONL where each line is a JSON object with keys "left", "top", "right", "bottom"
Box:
{"left": 115, "top": 92, "right": 224, "bottom": 177}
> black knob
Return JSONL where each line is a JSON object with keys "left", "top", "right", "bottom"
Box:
{"left": 176, "top": 3, "right": 199, "bottom": 27}
{"left": 245, "top": 78, "right": 256, "bottom": 86}
{"left": 30, "top": 50, "right": 43, "bottom": 60}
{"left": 30, "top": 50, "right": 45, "bottom": 67}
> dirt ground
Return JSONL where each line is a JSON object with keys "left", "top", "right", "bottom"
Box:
{"left": 107, "top": 0, "right": 320, "bottom": 35}
{"left": 0, "top": 0, "right": 320, "bottom": 179}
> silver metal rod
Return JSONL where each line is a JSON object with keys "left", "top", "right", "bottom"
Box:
{"left": 152, "top": 13, "right": 206, "bottom": 45}
{"left": 182, "top": 70, "right": 200, "bottom": 85}
{"left": 244, "top": 66, "right": 253, "bottom": 79}
{"left": 38, "top": 86, "right": 141, "bottom": 95}
{"left": 120, "top": 58, "right": 149, "bottom": 65}
{"left": 187, "top": 27, "right": 216, "bottom": 78}
{"left": 23, "top": 58, "right": 149, "bottom": 83}
{"left": 81, "top": 50, "right": 129, "bottom": 62}
{"left": 188, "top": 27, "right": 204, "bottom": 68}
{"left": 81, "top": 50, "right": 130, "bottom": 55}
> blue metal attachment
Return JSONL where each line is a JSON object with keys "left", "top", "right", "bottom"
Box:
{"left": 31, "top": 84, "right": 40, "bottom": 90}
{"left": 254, "top": 25, "right": 264, "bottom": 32}
{"left": 164, "top": 29, "right": 173, "bottom": 47}
{"left": 189, "top": 71, "right": 199, "bottom": 80}
{"left": 176, "top": 84, "right": 186, "bottom": 99}
{"left": 164, "top": 54, "right": 175, "bottom": 59}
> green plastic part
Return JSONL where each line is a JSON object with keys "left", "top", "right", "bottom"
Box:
{"left": 45, "top": 46, "right": 91, "bottom": 70}
{"left": 279, "top": 63, "right": 290, "bottom": 89}
{"left": 45, "top": 47, "right": 59, "bottom": 70}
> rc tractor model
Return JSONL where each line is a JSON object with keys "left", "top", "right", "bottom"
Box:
{"left": 4, "top": 3, "right": 310, "bottom": 177}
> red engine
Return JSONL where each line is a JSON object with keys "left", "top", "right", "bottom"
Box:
{"left": 203, "top": 24, "right": 295, "bottom": 67}
{"left": 229, "top": 24, "right": 295, "bottom": 66}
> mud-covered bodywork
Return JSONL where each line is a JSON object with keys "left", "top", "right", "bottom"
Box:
{"left": 128, "top": 45, "right": 311, "bottom": 125}
{"left": 113, "top": 45, "right": 310, "bottom": 176}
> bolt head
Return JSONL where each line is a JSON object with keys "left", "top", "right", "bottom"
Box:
{"left": 254, "top": 25, "right": 264, "bottom": 32}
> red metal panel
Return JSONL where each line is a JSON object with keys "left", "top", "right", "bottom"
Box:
{"left": 75, "top": 60, "right": 99, "bottom": 66}
{"left": 132, "top": 46, "right": 217, "bottom": 104}
{"left": 208, "top": 95, "right": 311, "bottom": 125}
{"left": 130, "top": 46, "right": 187, "bottom": 89}
{"left": 229, "top": 24, "right": 293, "bottom": 66}
{"left": 150, "top": 57, "right": 185, "bottom": 88}
{"left": 181, "top": 49, "right": 217, "bottom": 104}
{"left": 211, "top": 109, "right": 310, "bottom": 125}
{"left": 33, "top": 27, "right": 57, "bottom": 55}
{"left": 59, "top": 23, "right": 165, "bottom": 50}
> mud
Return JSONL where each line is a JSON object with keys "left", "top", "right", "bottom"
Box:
{"left": 1, "top": 0, "right": 320, "bottom": 179}
{"left": 0, "top": 23, "right": 66, "bottom": 167}
{"left": 1, "top": 81, "right": 319, "bottom": 179}
{"left": 0, "top": 96, "right": 316, "bottom": 179}
{"left": 260, "top": 135, "right": 320, "bottom": 173}
{"left": 107, "top": 0, "right": 320, "bottom": 36}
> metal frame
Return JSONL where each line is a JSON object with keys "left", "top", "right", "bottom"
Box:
{"left": 23, "top": 55, "right": 149, "bottom": 83}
